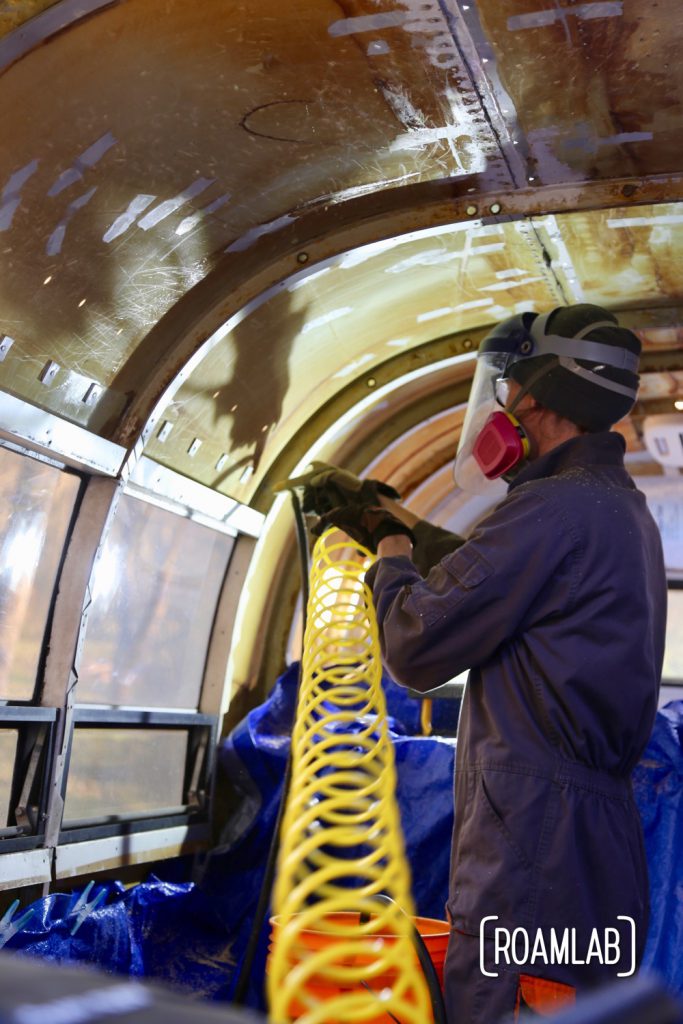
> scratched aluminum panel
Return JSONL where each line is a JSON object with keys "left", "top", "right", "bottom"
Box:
{"left": 146, "top": 201, "right": 683, "bottom": 501}
{"left": 143, "top": 218, "right": 565, "bottom": 502}
{"left": 473, "top": 0, "right": 683, "bottom": 184}
{"left": 536, "top": 203, "right": 683, "bottom": 308}
{"left": 0, "top": 0, "right": 510, "bottom": 436}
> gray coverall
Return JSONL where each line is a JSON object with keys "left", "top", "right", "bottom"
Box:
{"left": 365, "top": 432, "right": 667, "bottom": 1022}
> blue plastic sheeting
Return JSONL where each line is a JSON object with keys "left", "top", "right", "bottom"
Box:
{"left": 209, "top": 662, "right": 459, "bottom": 923}
{"left": 633, "top": 699, "right": 683, "bottom": 995}
{"left": 4, "top": 672, "right": 682, "bottom": 1011}
{"left": 6, "top": 877, "right": 237, "bottom": 999}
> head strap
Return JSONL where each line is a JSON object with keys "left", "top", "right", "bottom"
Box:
{"left": 529, "top": 314, "right": 639, "bottom": 373}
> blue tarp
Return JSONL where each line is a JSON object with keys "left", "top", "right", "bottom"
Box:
{"left": 632, "top": 700, "right": 683, "bottom": 989}
{"left": 4, "top": 669, "right": 682, "bottom": 1011}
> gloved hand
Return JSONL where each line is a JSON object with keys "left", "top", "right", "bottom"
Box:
{"left": 311, "top": 504, "right": 416, "bottom": 554}
{"left": 274, "top": 462, "right": 400, "bottom": 515}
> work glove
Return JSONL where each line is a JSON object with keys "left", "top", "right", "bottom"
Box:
{"left": 274, "top": 462, "right": 401, "bottom": 515}
{"left": 311, "top": 504, "right": 416, "bottom": 554}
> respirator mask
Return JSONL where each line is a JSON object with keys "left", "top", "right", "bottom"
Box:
{"left": 453, "top": 351, "right": 532, "bottom": 495}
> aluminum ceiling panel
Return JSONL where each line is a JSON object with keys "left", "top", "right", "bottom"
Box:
{"left": 142, "top": 201, "right": 683, "bottom": 503}
{"left": 474, "top": 0, "right": 683, "bottom": 183}
{"left": 143, "top": 217, "right": 566, "bottom": 502}
{"left": 0, "top": 0, "right": 680, "bottom": 507}
{"left": 539, "top": 203, "right": 683, "bottom": 308}
{"left": 0, "top": 0, "right": 512, "bottom": 433}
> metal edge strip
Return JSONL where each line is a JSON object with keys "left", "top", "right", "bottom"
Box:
{"left": 0, "top": 0, "right": 118, "bottom": 73}
{"left": 54, "top": 823, "right": 209, "bottom": 878}
{"left": 0, "top": 391, "right": 125, "bottom": 475}
{"left": 126, "top": 456, "right": 264, "bottom": 537}
{"left": 72, "top": 707, "right": 214, "bottom": 725}
{"left": 0, "top": 393, "right": 262, "bottom": 536}
{"left": 0, "top": 847, "right": 51, "bottom": 889}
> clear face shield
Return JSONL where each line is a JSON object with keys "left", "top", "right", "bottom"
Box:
{"left": 453, "top": 351, "right": 520, "bottom": 496}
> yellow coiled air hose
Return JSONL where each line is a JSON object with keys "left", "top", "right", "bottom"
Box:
{"left": 268, "top": 529, "right": 432, "bottom": 1024}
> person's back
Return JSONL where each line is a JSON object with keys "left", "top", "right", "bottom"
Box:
{"left": 455, "top": 430, "right": 666, "bottom": 776}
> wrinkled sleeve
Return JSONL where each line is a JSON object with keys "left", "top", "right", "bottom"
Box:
{"left": 365, "top": 487, "right": 579, "bottom": 692}
{"left": 410, "top": 519, "right": 465, "bottom": 576}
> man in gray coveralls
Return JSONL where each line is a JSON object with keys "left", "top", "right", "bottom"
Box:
{"left": 305, "top": 304, "right": 667, "bottom": 1023}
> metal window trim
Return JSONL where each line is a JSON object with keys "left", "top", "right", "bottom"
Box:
{"left": 0, "top": 436, "right": 66, "bottom": 471}
{"left": 13, "top": 720, "right": 54, "bottom": 835}
{"left": 0, "top": 391, "right": 126, "bottom": 476}
{"left": 0, "top": 396, "right": 262, "bottom": 539}
{"left": 54, "top": 822, "right": 210, "bottom": 879}
{"left": 61, "top": 806, "right": 194, "bottom": 832}
{"left": 0, "top": 707, "right": 58, "bottom": 722}
{"left": 72, "top": 708, "right": 215, "bottom": 727}
{"left": 40, "top": 476, "right": 124, "bottom": 847}
{"left": 125, "top": 456, "right": 264, "bottom": 538}
{"left": 62, "top": 716, "right": 217, "bottom": 830}
{"left": 200, "top": 533, "right": 258, "bottom": 717}
{"left": 0, "top": 847, "right": 52, "bottom": 890}
{"left": 40, "top": 476, "right": 123, "bottom": 709}
{"left": 0, "top": 716, "right": 57, "bottom": 840}
{"left": 0, "top": 832, "right": 47, "bottom": 855}
{"left": 56, "top": 812, "right": 199, "bottom": 845}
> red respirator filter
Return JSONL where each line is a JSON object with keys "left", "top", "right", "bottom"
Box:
{"left": 472, "top": 411, "right": 529, "bottom": 479}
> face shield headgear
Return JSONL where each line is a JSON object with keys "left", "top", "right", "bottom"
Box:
{"left": 453, "top": 311, "right": 640, "bottom": 494}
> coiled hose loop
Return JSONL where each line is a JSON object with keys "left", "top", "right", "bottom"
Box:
{"left": 268, "top": 530, "right": 432, "bottom": 1023}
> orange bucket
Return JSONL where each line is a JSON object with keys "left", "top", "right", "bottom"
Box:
{"left": 268, "top": 911, "right": 449, "bottom": 1023}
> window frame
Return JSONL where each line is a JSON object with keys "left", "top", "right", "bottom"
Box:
{"left": 57, "top": 709, "right": 218, "bottom": 842}
{"left": 0, "top": 706, "right": 58, "bottom": 852}
{"left": 0, "top": 397, "right": 263, "bottom": 889}
{"left": 661, "top": 579, "right": 683, "bottom": 698}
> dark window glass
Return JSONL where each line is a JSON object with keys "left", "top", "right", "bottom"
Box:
{"left": 63, "top": 728, "right": 187, "bottom": 823}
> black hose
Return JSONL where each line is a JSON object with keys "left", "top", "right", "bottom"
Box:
{"left": 292, "top": 487, "right": 310, "bottom": 616}
{"left": 369, "top": 894, "right": 448, "bottom": 1024}
{"left": 231, "top": 489, "right": 310, "bottom": 1006}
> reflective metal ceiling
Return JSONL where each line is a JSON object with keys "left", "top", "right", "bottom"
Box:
{"left": 0, "top": 0, "right": 681, "bottom": 508}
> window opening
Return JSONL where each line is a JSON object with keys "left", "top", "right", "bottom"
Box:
{"left": 63, "top": 727, "right": 188, "bottom": 826}
{"left": 76, "top": 495, "right": 233, "bottom": 708}
{"left": 0, "top": 447, "right": 80, "bottom": 701}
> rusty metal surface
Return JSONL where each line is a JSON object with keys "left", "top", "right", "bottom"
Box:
{"left": 0, "top": 0, "right": 680, "bottom": 506}
{"left": 474, "top": 0, "right": 683, "bottom": 184}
